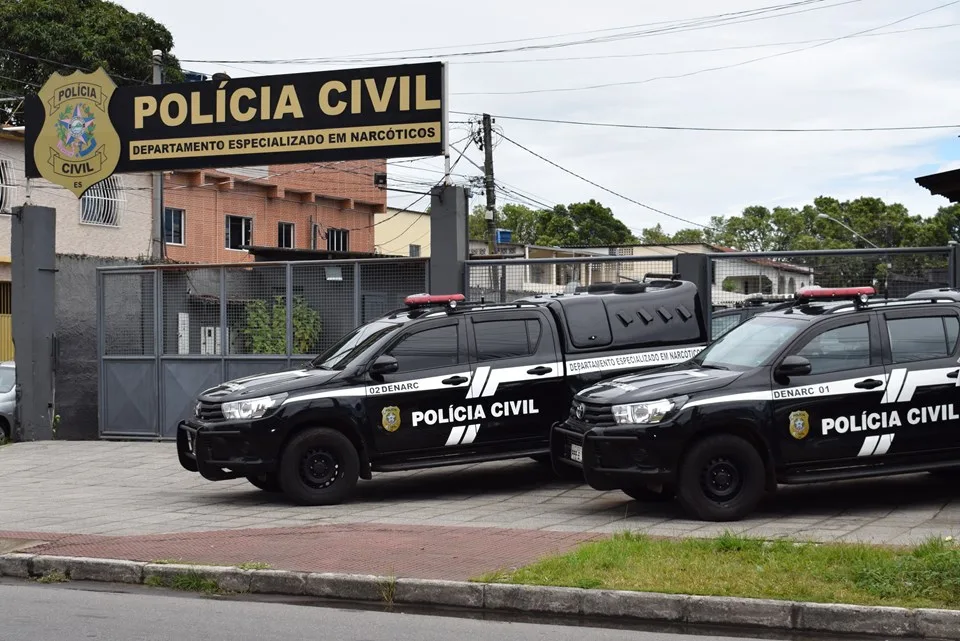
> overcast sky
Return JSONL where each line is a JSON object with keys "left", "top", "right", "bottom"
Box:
{"left": 115, "top": 0, "right": 960, "bottom": 237}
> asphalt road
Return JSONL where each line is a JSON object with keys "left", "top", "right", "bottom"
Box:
{"left": 0, "top": 581, "right": 787, "bottom": 641}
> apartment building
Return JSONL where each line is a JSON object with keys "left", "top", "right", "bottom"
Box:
{"left": 162, "top": 161, "right": 388, "bottom": 263}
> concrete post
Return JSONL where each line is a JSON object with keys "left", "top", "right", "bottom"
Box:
{"left": 11, "top": 205, "right": 56, "bottom": 441}
{"left": 429, "top": 184, "right": 470, "bottom": 295}
{"left": 674, "top": 253, "right": 713, "bottom": 340}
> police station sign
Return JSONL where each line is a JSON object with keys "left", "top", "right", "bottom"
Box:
{"left": 24, "top": 61, "right": 446, "bottom": 197}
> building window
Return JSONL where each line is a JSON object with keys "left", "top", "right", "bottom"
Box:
{"left": 0, "top": 160, "right": 15, "bottom": 213}
{"left": 80, "top": 175, "right": 124, "bottom": 227}
{"left": 278, "top": 222, "right": 294, "bottom": 249}
{"left": 225, "top": 215, "right": 252, "bottom": 250}
{"left": 164, "top": 207, "right": 184, "bottom": 245}
{"left": 327, "top": 228, "right": 349, "bottom": 252}
{"left": 409, "top": 244, "right": 421, "bottom": 257}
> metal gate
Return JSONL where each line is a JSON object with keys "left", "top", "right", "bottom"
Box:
{"left": 97, "top": 258, "right": 429, "bottom": 440}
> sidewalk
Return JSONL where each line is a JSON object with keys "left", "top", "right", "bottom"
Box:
{"left": 0, "top": 524, "right": 597, "bottom": 580}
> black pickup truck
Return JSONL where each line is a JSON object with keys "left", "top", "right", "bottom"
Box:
{"left": 177, "top": 279, "right": 709, "bottom": 505}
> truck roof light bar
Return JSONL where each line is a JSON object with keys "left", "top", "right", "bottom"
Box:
{"left": 795, "top": 286, "right": 875, "bottom": 309}
{"left": 404, "top": 293, "right": 466, "bottom": 309}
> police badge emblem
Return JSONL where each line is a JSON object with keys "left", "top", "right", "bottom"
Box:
{"left": 381, "top": 406, "right": 401, "bottom": 432}
{"left": 789, "top": 410, "right": 810, "bottom": 440}
{"left": 32, "top": 67, "right": 122, "bottom": 198}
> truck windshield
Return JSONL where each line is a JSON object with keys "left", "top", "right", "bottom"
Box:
{"left": 693, "top": 315, "right": 807, "bottom": 370}
{"left": 310, "top": 320, "right": 404, "bottom": 370}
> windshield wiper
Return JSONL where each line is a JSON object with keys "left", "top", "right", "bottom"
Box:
{"left": 698, "top": 363, "right": 729, "bottom": 370}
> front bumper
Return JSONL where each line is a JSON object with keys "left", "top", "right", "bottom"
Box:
{"left": 177, "top": 419, "right": 277, "bottom": 482}
{"left": 551, "top": 420, "right": 679, "bottom": 491}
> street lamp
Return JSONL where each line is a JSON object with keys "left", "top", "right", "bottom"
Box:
{"left": 816, "top": 213, "right": 889, "bottom": 294}
{"left": 816, "top": 213, "right": 880, "bottom": 248}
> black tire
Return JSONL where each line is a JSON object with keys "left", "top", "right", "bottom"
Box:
{"left": 0, "top": 418, "right": 9, "bottom": 442}
{"left": 622, "top": 483, "right": 675, "bottom": 502}
{"left": 246, "top": 472, "right": 282, "bottom": 492}
{"left": 675, "top": 434, "right": 766, "bottom": 522}
{"left": 278, "top": 428, "right": 360, "bottom": 506}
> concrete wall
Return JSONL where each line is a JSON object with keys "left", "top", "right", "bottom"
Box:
{"left": 0, "top": 137, "right": 153, "bottom": 260}
{"left": 56, "top": 254, "right": 141, "bottom": 440}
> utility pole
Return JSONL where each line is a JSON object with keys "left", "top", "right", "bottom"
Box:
{"left": 151, "top": 50, "right": 164, "bottom": 260}
{"left": 482, "top": 113, "right": 497, "bottom": 255}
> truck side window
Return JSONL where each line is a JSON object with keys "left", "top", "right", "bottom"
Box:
{"left": 886, "top": 315, "right": 960, "bottom": 363}
{"left": 473, "top": 319, "right": 539, "bottom": 361}
{"left": 794, "top": 322, "right": 870, "bottom": 375}
{"left": 387, "top": 325, "right": 459, "bottom": 372}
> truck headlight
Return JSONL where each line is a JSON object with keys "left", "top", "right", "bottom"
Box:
{"left": 221, "top": 393, "right": 288, "bottom": 420}
{"left": 612, "top": 399, "right": 677, "bottom": 425}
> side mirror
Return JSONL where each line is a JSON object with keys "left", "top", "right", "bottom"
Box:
{"left": 776, "top": 355, "right": 812, "bottom": 378}
{"left": 369, "top": 354, "right": 399, "bottom": 377}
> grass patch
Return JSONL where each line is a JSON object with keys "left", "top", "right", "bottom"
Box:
{"left": 36, "top": 570, "right": 68, "bottom": 584}
{"left": 475, "top": 532, "right": 960, "bottom": 610}
{"left": 145, "top": 572, "right": 222, "bottom": 594}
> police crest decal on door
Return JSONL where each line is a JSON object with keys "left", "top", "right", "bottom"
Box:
{"left": 381, "top": 406, "right": 401, "bottom": 433}
{"left": 789, "top": 410, "right": 810, "bottom": 440}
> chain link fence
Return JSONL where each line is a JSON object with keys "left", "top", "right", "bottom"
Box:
{"left": 708, "top": 248, "right": 952, "bottom": 309}
{"left": 465, "top": 256, "right": 677, "bottom": 303}
{"left": 99, "top": 258, "right": 428, "bottom": 438}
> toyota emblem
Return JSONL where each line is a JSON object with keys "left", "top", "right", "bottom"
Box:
{"left": 575, "top": 402, "right": 585, "bottom": 420}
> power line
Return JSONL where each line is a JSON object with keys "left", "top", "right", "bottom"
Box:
{"left": 452, "top": 111, "right": 960, "bottom": 133}
{"left": 414, "top": 23, "right": 960, "bottom": 65}
{"left": 182, "top": 0, "right": 860, "bottom": 65}
{"left": 454, "top": 1, "right": 960, "bottom": 96}
{"left": 498, "top": 132, "right": 714, "bottom": 231}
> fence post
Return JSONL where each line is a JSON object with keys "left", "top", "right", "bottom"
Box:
{"left": 218, "top": 267, "right": 227, "bottom": 377}
{"left": 353, "top": 262, "right": 362, "bottom": 327}
{"left": 950, "top": 242, "right": 960, "bottom": 289}
{"left": 153, "top": 269, "right": 163, "bottom": 439}
{"left": 285, "top": 262, "right": 293, "bottom": 366}
{"left": 674, "top": 254, "right": 712, "bottom": 339}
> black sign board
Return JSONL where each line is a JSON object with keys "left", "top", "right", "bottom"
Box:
{"left": 24, "top": 61, "right": 445, "bottom": 180}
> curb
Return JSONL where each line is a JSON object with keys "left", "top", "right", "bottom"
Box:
{"left": 3, "top": 552, "right": 959, "bottom": 638}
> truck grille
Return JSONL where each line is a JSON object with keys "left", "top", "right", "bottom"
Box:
{"left": 569, "top": 400, "right": 615, "bottom": 427}
{"left": 196, "top": 401, "right": 224, "bottom": 421}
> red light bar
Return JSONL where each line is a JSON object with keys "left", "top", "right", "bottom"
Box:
{"left": 796, "top": 286, "right": 875, "bottom": 299}
{"left": 404, "top": 293, "right": 466, "bottom": 307}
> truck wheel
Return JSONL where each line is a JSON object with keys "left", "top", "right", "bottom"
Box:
{"left": 622, "top": 483, "right": 674, "bottom": 502}
{"left": 246, "top": 473, "right": 282, "bottom": 492}
{"left": 675, "top": 434, "right": 766, "bottom": 522}
{"left": 278, "top": 428, "right": 359, "bottom": 506}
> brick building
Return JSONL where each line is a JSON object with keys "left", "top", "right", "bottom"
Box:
{"left": 162, "top": 161, "right": 388, "bottom": 263}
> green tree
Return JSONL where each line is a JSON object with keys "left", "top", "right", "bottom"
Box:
{"left": 470, "top": 200, "right": 636, "bottom": 247}
{"left": 0, "top": 0, "right": 183, "bottom": 124}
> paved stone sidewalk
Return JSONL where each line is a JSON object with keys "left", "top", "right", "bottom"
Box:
{"left": 0, "top": 523, "right": 598, "bottom": 580}
{"left": 2, "top": 441, "right": 960, "bottom": 545}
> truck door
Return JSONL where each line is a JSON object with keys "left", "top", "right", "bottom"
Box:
{"left": 877, "top": 306, "right": 960, "bottom": 456}
{"left": 772, "top": 313, "right": 888, "bottom": 466}
{"left": 460, "top": 310, "right": 564, "bottom": 449}
{"left": 366, "top": 317, "right": 473, "bottom": 453}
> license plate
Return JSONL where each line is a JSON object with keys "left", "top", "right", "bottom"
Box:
{"left": 570, "top": 444, "right": 583, "bottom": 463}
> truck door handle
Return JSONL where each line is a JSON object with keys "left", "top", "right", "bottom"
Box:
{"left": 526, "top": 366, "right": 552, "bottom": 376}
{"left": 854, "top": 378, "right": 884, "bottom": 389}
{"left": 442, "top": 376, "right": 468, "bottom": 386}
{"left": 949, "top": 370, "right": 959, "bottom": 379}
